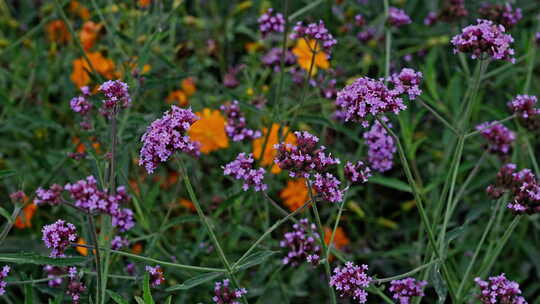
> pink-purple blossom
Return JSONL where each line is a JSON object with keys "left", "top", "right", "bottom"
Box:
{"left": 389, "top": 68, "right": 423, "bottom": 100}
{"left": 262, "top": 48, "right": 296, "bottom": 71}
{"left": 389, "top": 278, "right": 427, "bottom": 304}
{"left": 212, "top": 279, "right": 247, "bottom": 304}
{"left": 34, "top": 184, "right": 63, "bottom": 206}
{"left": 312, "top": 172, "right": 343, "bottom": 203}
{"left": 424, "top": 11, "right": 438, "bottom": 26}
{"left": 330, "top": 262, "right": 372, "bottom": 303}
{"left": 475, "top": 121, "right": 515, "bottom": 156}
{"left": 42, "top": 220, "right": 78, "bottom": 257}
{"left": 388, "top": 7, "right": 411, "bottom": 27}
{"left": 507, "top": 95, "right": 540, "bottom": 132}
{"left": 70, "top": 96, "right": 92, "bottom": 115}
{"left": 220, "top": 101, "right": 261, "bottom": 142}
{"left": 66, "top": 267, "right": 86, "bottom": 304}
{"left": 364, "top": 119, "right": 396, "bottom": 172}
{"left": 98, "top": 80, "right": 131, "bottom": 116}
{"left": 478, "top": 3, "right": 522, "bottom": 29}
{"left": 0, "top": 265, "right": 9, "bottom": 295}
{"left": 291, "top": 20, "right": 337, "bottom": 52}
{"left": 223, "top": 153, "right": 267, "bottom": 192}
{"left": 475, "top": 273, "right": 527, "bottom": 304}
{"left": 43, "top": 265, "right": 65, "bottom": 287}
{"left": 344, "top": 161, "right": 371, "bottom": 183}
{"left": 145, "top": 265, "right": 165, "bottom": 287}
{"left": 111, "top": 236, "right": 130, "bottom": 250}
{"left": 258, "top": 8, "right": 285, "bottom": 38}
{"left": 280, "top": 218, "right": 321, "bottom": 266}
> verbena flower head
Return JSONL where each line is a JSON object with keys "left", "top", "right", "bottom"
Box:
{"left": 274, "top": 131, "right": 340, "bottom": 178}
{"left": 98, "top": 80, "right": 131, "bottom": 115}
{"left": 0, "top": 265, "right": 10, "bottom": 295}
{"left": 475, "top": 121, "right": 515, "bottom": 156}
{"left": 42, "top": 220, "right": 78, "bottom": 257}
{"left": 220, "top": 101, "right": 261, "bottom": 142}
{"left": 111, "top": 235, "right": 129, "bottom": 250}
{"left": 66, "top": 267, "right": 86, "bottom": 304}
{"left": 258, "top": 8, "right": 285, "bottom": 38}
{"left": 486, "top": 163, "right": 517, "bottom": 199}
{"left": 139, "top": 106, "right": 200, "bottom": 174}
{"left": 291, "top": 20, "right": 337, "bottom": 52}
{"left": 364, "top": 119, "right": 396, "bottom": 172}
{"left": 312, "top": 173, "right": 343, "bottom": 203}
{"left": 223, "top": 153, "right": 267, "bottom": 192}
{"left": 355, "top": 14, "right": 366, "bottom": 27}
{"left": 424, "top": 11, "right": 438, "bottom": 26}
{"left": 330, "top": 262, "right": 372, "bottom": 303}
{"left": 475, "top": 274, "right": 527, "bottom": 304}
{"left": 344, "top": 161, "right": 371, "bottom": 183}
{"left": 9, "top": 190, "right": 25, "bottom": 204}
{"left": 34, "top": 184, "right": 63, "bottom": 206}
{"left": 451, "top": 19, "right": 515, "bottom": 63}
{"left": 145, "top": 265, "right": 165, "bottom": 287}
{"left": 389, "top": 278, "right": 427, "bottom": 304}
{"left": 70, "top": 96, "right": 92, "bottom": 115}
{"left": 112, "top": 208, "right": 135, "bottom": 232}
{"left": 388, "top": 7, "right": 412, "bottom": 27}
{"left": 280, "top": 218, "right": 321, "bottom": 266}
{"left": 213, "top": 279, "right": 247, "bottom": 304}
{"left": 507, "top": 95, "right": 540, "bottom": 132}
{"left": 479, "top": 3, "right": 522, "bottom": 29}
{"left": 262, "top": 48, "right": 296, "bottom": 71}
{"left": 389, "top": 68, "right": 423, "bottom": 100}
{"left": 439, "top": 0, "right": 468, "bottom": 23}
{"left": 43, "top": 265, "right": 65, "bottom": 287}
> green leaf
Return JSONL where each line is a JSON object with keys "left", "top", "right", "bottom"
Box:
{"left": 107, "top": 291, "right": 129, "bottom": 304}
{"left": 0, "top": 207, "right": 13, "bottom": 223}
{"left": 369, "top": 176, "right": 412, "bottom": 193}
{"left": 24, "top": 284, "right": 33, "bottom": 304}
{"left": 429, "top": 266, "right": 448, "bottom": 304}
{"left": 236, "top": 250, "right": 276, "bottom": 270}
{"left": 166, "top": 272, "right": 222, "bottom": 291}
{"left": 165, "top": 296, "right": 173, "bottom": 304}
{"left": 143, "top": 273, "right": 154, "bottom": 304}
{"left": 0, "top": 252, "right": 87, "bottom": 266}
{"left": 0, "top": 170, "right": 16, "bottom": 179}
{"left": 134, "top": 296, "right": 145, "bottom": 304}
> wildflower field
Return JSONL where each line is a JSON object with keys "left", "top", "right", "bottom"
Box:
{"left": 1, "top": 0, "right": 540, "bottom": 303}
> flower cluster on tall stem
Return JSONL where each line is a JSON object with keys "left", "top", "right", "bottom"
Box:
{"left": 212, "top": 279, "right": 247, "bottom": 304}
{"left": 223, "top": 153, "right": 267, "bottom": 192}
{"left": 475, "top": 273, "right": 526, "bottom": 304}
{"left": 389, "top": 278, "right": 427, "bottom": 304}
{"left": 220, "top": 100, "right": 261, "bottom": 142}
{"left": 329, "top": 262, "right": 372, "bottom": 303}
{"left": 507, "top": 95, "right": 540, "bottom": 132}
{"left": 42, "top": 219, "right": 78, "bottom": 257}
{"left": 280, "top": 218, "right": 321, "bottom": 266}
{"left": 0, "top": 265, "right": 10, "bottom": 295}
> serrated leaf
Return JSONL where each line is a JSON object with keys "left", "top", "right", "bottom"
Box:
{"left": 107, "top": 290, "right": 129, "bottom": 304}
{"left": 236, "top": 250, "right": 276, "bottom": 270}
{"left": 0, "top": 252, "right": 87, "bottom": 266}
{"left": 166, "top": 272, "right": 222, "bottom": 291}
{"left": 369, "top": 176, "right": 412, "bottom": 193}
{"left": 143, "top": 273, "right": 154, "bottom": 304}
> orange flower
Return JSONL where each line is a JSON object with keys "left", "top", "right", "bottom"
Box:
{"left": 69, "top": 1, "right": 91, "bottom": 20}
{"left": 71, "top": 52, "right": 117, "bottom": 88}
{"left": 76, "top": 238, "right": 88, "bottom": 256}
{"left": 252, "top": 123, "right": 296, "bottom": 174}
{"left": 280, "top": 178, "right": 310, "bottom": 211}
{"left": 139, "top": 0, "right": 151, "bottom": 7}
{"left": 166, "top": 90, "right": 188, "bottom": 107}
{"left": 188, "top": 108, "right": 229, "bottom": 154}
{"left": 46, "top": 20, "right": 71, "bottom": 44}
{"left": 14, "top": 203, "right": 36, "bottom": 229}
{"left": 72, "top": 137, "right": 101, "bottom": 154}
{"left": 129, "top": 179, "right": 141, "bottom": 196}
{"left": 324, "top": 226, "right": 350, "bottom": 250}
{"left": 181, "top": 77, "right": 197, "bottom": 97}
{"left": 80, "top": 21, "right": 102, "bottom": 51}
{"left": 292, "top": 39, "right": 330, "bottom": 76}
{"left": 179, "top": 198, "right": 196, "bottom": 212}
{"left": 131, "top": 242, "right": 143, "bottom": 254}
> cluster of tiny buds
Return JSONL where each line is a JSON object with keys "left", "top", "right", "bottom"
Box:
{"left": 66, "top": 267, "right": 86, "bottom": 304}
{"left": 145, "top": 265, "right": 165, "bottom": 287}
{"left": 213, "top": 279, "right": 247, "bottom": 304}
{"left": 330, "top": 262, "right": 372, "bottom": 304}
{"left": 389, "top": 278, "right": 427, "bottom": 304}
{"left": 475, "top": 273, "right": 527, "bottom": 304}
{"left": 0, "top": 265, "right": 10, "bottom": 295}
{"left": 223, "top": 153, "right": 267, "bottom": 192}
{"left": 280, "top": 218, "right": 321, "bottom": 266}
{"left": 41, "top": 219, "right": 78, "bottom": 257}
{"left": 344, "top": 161, "right": 371, "bottom": 183}
{"left": 257, "top": 8, "right": 285, "bottom": 38}
{"left": 290, "top": 20, "right": 337, "bottom": 52}
{"left": 388, "top": 7, "right": 412, "bottom": 27}
{"left": 220, "top": 100, "right": 262, "bottom": 142}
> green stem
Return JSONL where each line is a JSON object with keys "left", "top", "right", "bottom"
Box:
{"left": 479, "top": 216, "right": 521, "bottom": 278}
{"left": 417, "top": 99, "right": 460, "bottom": 135}
{"left": 87, "top": 215, "right": 102, "bottom": 304}
{"left": 368, "top": 286, "right": 394, "bottom": 304}
{"left": 374, "top": 259, "right": 441, "bottom": 284}
{"left": 325, "top": 200, "right": 345, "bottom": 259}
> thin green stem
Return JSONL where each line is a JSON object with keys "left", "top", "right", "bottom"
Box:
{"left": 368, "top": 286, "right": 394, "bottom": 304}
{"left": 325, "top": 200, "right": 345, "bottom": 259}
{"left": 417, "top": 99, "right": 460, "bottom": 135}
{"left": 374, "top": 259, "right": 441, "bottom": 284}
{"left": 479, "top": 216, "right": 521, "bottom": 278}
{"left": 87, "top": 215, "right": 102, "bottom": 304}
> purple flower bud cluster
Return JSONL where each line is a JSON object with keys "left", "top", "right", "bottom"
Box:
{"left": 330, "top": 262, "right": 372, "bottom": 304}
{"left": 344, "top": 161, "right": 371, "bottom": 183}
{"left": 364, "top": 119, "right": 396, "bottom": 172}
{"left": 388, "top": 7, "right": 412, "bottom": 27}
{"left": 212, "top": 279, "right": 247, "bottom": 304}
{"left": 34, "top": 184, "right": 63, "bottom": 205}
{"left": 139, "top": 106, "right": 200, "bottom": 174}
{"left": 355, "top": 14, "right": 366, "bottom": 27}
{"left": 475, "top": 121, "right": 515, "bottom": 156}
{"left": 280, "top": 218, "right": 321, "bottom": 266}
{"left": 223, "top": 153, "right": 267, "bottom": 192}
{"left": 479, "top": 3, "right": 522, "bottom": 29}
{"left": 111, "top": 208, "right": 135, "bottom": 232}
{"left": 313, "top": 173, "right": 344, "bottom": 203}
{"left": 389, "top": 68, "right": 423, "bottom": 100}
{"left": 111, "top": 235, "right": 130, "bottom": 250}
{"left": 536, "top": 32, "right": 540, "bottom": 46}
{"left": 274, "top": 131, "right": 340, "bottom": 179}
{"left": 262, "top": 48, "right": 296, "bottom": 71}
{"left": 475, "top": 274, "right": 527, "bottom": 304}
{"left": 42, "top": 219, "right": 78, "bottom": 257}
{"left": 357, "top": 27, "right": 375, "bottom": 42}
{"left": 44, "top": 265, "right": 65, "bottom": 287}
{"left": 424, "top": 11, "right": 438, "bottom": 26}
{"left": 486, "top": 164, "right": 540, "bottom": 214}
{"left": 439, "top": 0, "right": 468, "bottom": 23}
{"left": 451, "top": 19, "right": 515, "bottom": 63}
{"left": 0, "top": 265, "right": 10, "bottom": 295}
{"left": 220, "top": 101, "right": 261, "bottom": 142}
{"left": 145, "top": 265, "right": 165, "bottom": 287}
{"left": 98, "top": 80, "right": 131, "bottom": 116}
{"left": 9, "top": 190, "right": 25, "bottom": 203}
{"left": 290, "top": 20, "right": 337, "bottom": 52}
{"left": 258, "top": 8, "right": 285, "bottom": 38}
{"left": 389, "top": 278, "right": 427, "bottom": 304}
{"left": 70, "top": 96, "right": 92, "bottom": 116}
{"left": 507, "top": 95, "right": 540, "bottom": 132}
{"left": 66, "top": 267, "right": 86, "bottom": 304}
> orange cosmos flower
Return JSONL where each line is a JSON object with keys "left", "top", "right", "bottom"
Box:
{"left": 71, "top": 52, "right": 117, "bottom": 88}
{"left": 76, "top": 238, "right": 89, "bottom": 256}
{"left": 179, "top": 198, "right": 196, "bottom": 212}
{"left": 252, "top": 123, "right": 296, "bottom": 174}
{"left": 188, "top": 108, "right": 229, "bottom": 154}
{"left": 14, "top": 203, "right": 36, "bottom": 229}
{"left": 280, "top": 178, "right": 310, "bottom": 211}
{"left": 131, "top": 242, "right": 143, "bottom": 254}
{"left": 46, "top": 20, "right": 71, "bottom": 44}
{"left": 139, "top": 0, "right": 151, "bottom": 7}
{"left": 181, "top": 77, "right": 197, "bottom": 97}
{"left": 69, "top": 1, "right": 91, "bottom": 20}
{"left": 324, "top": 226, "right": 350, "bottom": 250}
{"left": 292, "top": 39, "right": 330, "bottom": 76}
{"left": 166, "top": 90, "right": 188, "bottom": 107}
{"left": 80, "top": 21, "right": 103, "bottom": 51}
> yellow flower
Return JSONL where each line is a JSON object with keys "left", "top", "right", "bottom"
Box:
{"left": 252, "top": 123, "right": 296, "bottom": 174}
{"left": 189, "top": 109, "right": 229, "bottom": 154}
{"left": 46, "top": 20, "right": 71, "bottom": 44}
{"left": 292, "top": 39, "right": 330, "bottom": 76}
{"left": 280, "top": 178, "right": 310, "bottom": 211}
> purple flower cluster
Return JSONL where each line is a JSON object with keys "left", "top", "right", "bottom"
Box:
{"left": 389, "top": 278, "right": 427, "bottom": 304}
{"left": 475, "top": 274, "right": 527, "bottom": 304}
{"left": 257, "top": 8, "right": 285, "bottom": 38}
{"left": 111, "top": 235, "right": 130, "bottom": 250}
{"left": 475, "top": 122, "right": 515, "bottom": 156}
{"left": 291, "top": 20, "right": 337, "bottom": 52}
{"left": 98, "top": 80, "right": 131, "bottom": 116}
{"left": 139, "top": 106, "right": 200, "bottom": 174}
{"left": 313, "top": 173, "right": 343, "bottom": 203}
{"left": 34, "top": 184, "right": 63, "bottom": 205}
{"left": 42, "top": 219, "right": 78, "bottom": 257}
{"left": 439, "top": 0, "right": 468, "bottom": 23}
{"left": 9, "top": 190, "right": 25, "bottom": 203}
{"left": 330, "top": 262, "right": 372, "bottom": 303}
{"left": 0, "top": 265, "right": 9, "bottom": 295}
{"left": 507, "top": 95, "right": 540, "bottom": 132}
{"left": 262, "top": 48, "right": 296, "bottom": 71}
{"left": 355, "top": 14, "right": 366, "bottom": 27}
{"left": 220, "top": 101, "right": 261, "bottom": 142}
{"left": 357, "top": 27, "right": 375, "bottom": 42}
{"left": 212, "top": 279, "right": 247, "bottom": 304}
{"left": 424, "top": 11, "right": 438, "bottom": 26}
{"left": 344, "top": 161, "right": 371, "bottom": 183}
{"left": 388, "top": 7, "right": 411, "bottom": 27}
{"left": 223, "top": 153, "right": 267, "bottom": 191}
{"left": 66, "top": 267, "right": 86, "bottom": 304}
{"left": 280, "top": 218, "right": 321, "bottom": 266}
{"left": 479, "top": 3, "right": 522, "bottom": 29}
{"left": 274, "top": 131, "right": 340, "bottom": 178}
{"left": 44, "top": 265, "right": 65, "bottom": 287}
{"left": 145, "top": 265, "right": 165, "bottom": 287}
{"left": 364, "top": 119, "right": 396, "bottom": 172}
{"left": 70, "top": 96, "right": 92, "bottom": 116}
{"left": 486, "top": 164, "right": 540, "bottom": 214}
{"left": 389, "top": 68, "right": 423, "bottom": 100}
{"left": 451, "top": 19, "right": 515, "bottom": 63}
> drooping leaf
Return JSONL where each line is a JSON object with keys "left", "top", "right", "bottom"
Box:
{"left": 0, "top": 252, "right": 88, "bottom": 266}
{"left": 166, "top": 272, "right": 223, "bottom": 291}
